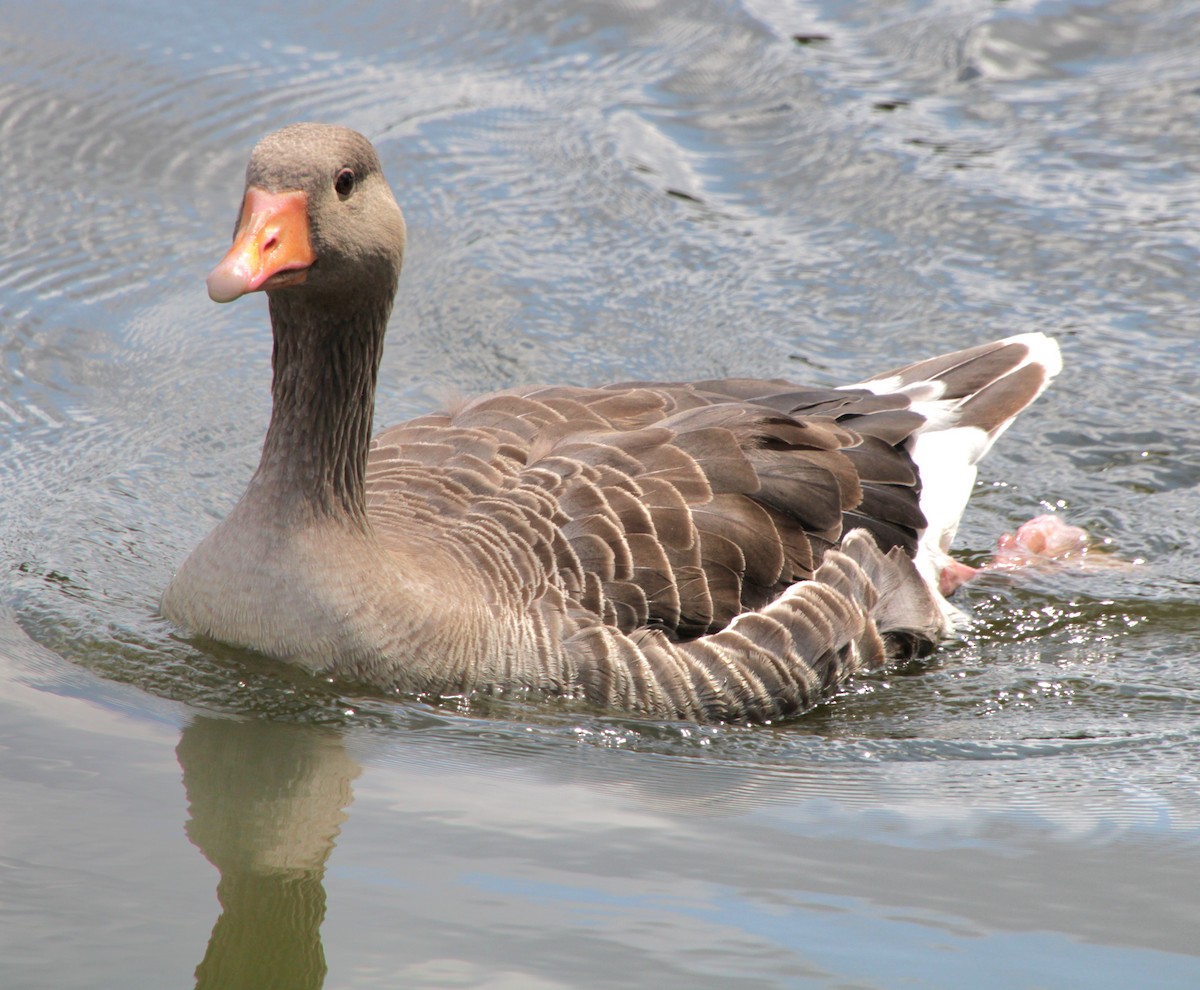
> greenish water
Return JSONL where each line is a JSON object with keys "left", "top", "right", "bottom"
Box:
{"left": 2, "top": 0, "right": 1199, "bottom": 987}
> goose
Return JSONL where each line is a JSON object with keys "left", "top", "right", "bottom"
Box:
{"left": 162, "top": 123, "right": 1063, "bottom": 723}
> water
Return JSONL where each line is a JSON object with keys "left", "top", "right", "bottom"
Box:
{"left": 2, "top": 0, "right": 1199, "bottom": 986}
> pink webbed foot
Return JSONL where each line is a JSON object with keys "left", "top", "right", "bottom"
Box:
{"left": 987, "top": 514, "right": 1092, "bottom": 570}
{"left": 936, "top": 513, "right": 1128, "bottom": 594}
{"left": 938, "top": 558, "right": 980, "bottom": 596}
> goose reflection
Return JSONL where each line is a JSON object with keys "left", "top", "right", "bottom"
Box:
{"left": 177, "top": 716, "right": 360, "bottom": 990}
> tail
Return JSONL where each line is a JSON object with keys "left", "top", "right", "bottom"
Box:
{"left": 845, "top": 332, "right": 1063, "bottom": 621}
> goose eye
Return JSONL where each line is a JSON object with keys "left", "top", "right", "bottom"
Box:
{"left": 334, "top": 168, "right": 355, "bottom": 197}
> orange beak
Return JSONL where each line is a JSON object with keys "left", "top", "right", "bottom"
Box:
{"left": 206, "top": 187, "right": 316, "bottom": 303}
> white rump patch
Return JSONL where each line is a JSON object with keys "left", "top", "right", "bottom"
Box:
{"left": 840, "top": 332, "right": 1063, "bottom": 617}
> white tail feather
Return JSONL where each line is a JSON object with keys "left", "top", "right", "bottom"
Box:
{"left": 845, "top": 332, "right": 1063, "bottom": 622}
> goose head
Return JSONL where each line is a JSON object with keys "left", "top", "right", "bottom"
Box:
{"left": 206, "top": 123, "right": 407, "bottom": 311}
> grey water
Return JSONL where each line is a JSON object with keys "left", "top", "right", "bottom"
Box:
{"left": 2, "top": 0, "right": 1199, "bottom": 987}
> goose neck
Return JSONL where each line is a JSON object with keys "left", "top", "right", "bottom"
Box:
{"left": 251, "top": 291, "right": 391, "bottom": 525}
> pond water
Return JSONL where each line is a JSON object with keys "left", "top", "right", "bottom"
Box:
{"left": 2, "top": 0, "right": 1199, "bottom": 987}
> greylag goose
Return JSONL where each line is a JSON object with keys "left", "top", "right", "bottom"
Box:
{"left": 162, "top": 123, "right": 1063, "bottom": 723}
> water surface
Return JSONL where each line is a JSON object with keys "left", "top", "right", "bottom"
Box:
{"left": 2, "top": 0, "right": 1199, "bottom": 987}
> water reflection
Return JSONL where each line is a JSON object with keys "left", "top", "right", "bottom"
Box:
{"left": 179, "top": 717, "right": 359, "bottom": 990}
{"left": 5, "top": 601, "right": 1200, "bottom": 988}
